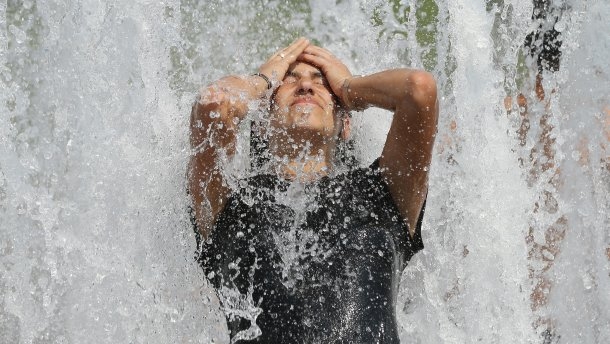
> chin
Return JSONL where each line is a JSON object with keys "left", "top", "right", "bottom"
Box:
{"left": 289, "top": 123, "right": 337, "bottom": 140}
{"left": 290, "top": 112, "right": 331, "bottom": 131}
{"left": 271, "top": 108, "right": 336, "bottom": 137}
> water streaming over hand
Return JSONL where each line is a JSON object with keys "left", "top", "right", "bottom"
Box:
{"left": 1, "top": 0, "right": 608, "bottom": 343}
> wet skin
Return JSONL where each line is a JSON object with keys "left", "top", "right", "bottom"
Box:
{"left": 271, "top": 62, "right": 338, "bottom": 138}
{"left": 189, "top": 36, "right": 438, "bottom": 240}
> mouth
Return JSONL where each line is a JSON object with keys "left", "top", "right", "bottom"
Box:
{"left": 292, "top": 97, "right": 320, "bottom": 108}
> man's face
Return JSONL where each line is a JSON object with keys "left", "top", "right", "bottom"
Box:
{"left": 271, "top": 62, "right": 339, "bottom": 138}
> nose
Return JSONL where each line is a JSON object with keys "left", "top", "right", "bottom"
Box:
{"left": 296, "top": 78, "right": 314, "bottom": 95}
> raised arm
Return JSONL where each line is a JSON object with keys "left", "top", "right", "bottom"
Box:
{"left": 299, "top": 46, "right": 438, "bottom": 237}
{"left": 354, "top": 70, "right": 438, "bottom": 238}
{"left": 189, "top": 38, "right": 310, "bottom": 238}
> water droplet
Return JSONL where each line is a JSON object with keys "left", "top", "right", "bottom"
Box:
{"left": 582, "top": 271, "right": 594, "bottom": 290}
{"left": 554, "top": 19, "right": 567, "bottom": 32}
{"left": 16, "top": 201, "right": 27, "bottom": 215}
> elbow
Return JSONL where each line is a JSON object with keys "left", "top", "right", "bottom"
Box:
{"left": 190, "top": 86, "right": 225, "bottom": 145}
{"left": 396, "top": 70, "right": 438, "bottom": 124}
{"left": 191, "top": 84, "right": 233, "bottom": 129}
{"left": 194, "top": 85, "right": 226, "bottom": 116}
{"left": 408, "top": 70, "right": 437, "bottom": 110}
{"left": 192, "top": 76, "right": 248, "bottom": 125}
{"left": 394, "top": 70, "right": 438, "bottom": 135}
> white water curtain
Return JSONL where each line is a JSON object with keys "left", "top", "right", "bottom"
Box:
{"left": 1, "top": 0, "right": 608, "bottom": 343}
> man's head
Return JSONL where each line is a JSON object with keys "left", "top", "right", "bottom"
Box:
{"left": 269, "top": 61, "right": 350, "bottom": 143}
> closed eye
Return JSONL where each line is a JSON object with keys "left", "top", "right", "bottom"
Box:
{"left": 284, "top": 70, "right": 328, "bottom": 84}
{"left": 284, "top": 74, "right": 298, "bottom": 83}
{"left": 312, "top": 72, "right": 328, "bottom": 86}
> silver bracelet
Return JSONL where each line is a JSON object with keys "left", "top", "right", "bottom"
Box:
{"left": 252, "top": 73, "right": 272, "bottom": 90}
{"left": 341, "top": 78, "right": 354, "bottom": 110}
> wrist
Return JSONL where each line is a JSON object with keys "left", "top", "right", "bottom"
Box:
{"left": 341, "top": 78, "right": 354, "bottom": 110}
{"left": 252, "top": 73, "right": 272, "bottom": 90}
{"left": 341, "top": 76, "right": 368, "bottom": 111}
{"left": 250, "top": 73, "right": 272, "bottom": 96}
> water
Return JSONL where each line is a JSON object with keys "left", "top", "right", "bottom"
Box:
{"left": 1, "top": 0, "right": 608, "bottom": 343}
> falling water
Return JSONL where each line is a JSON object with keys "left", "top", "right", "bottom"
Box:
{"left": 1, "top": 0, "right": 608, "bottom": 343}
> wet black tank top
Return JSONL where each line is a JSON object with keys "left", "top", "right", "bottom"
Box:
{"left": 199, "top": 160, "right": 425, "bottom": 343}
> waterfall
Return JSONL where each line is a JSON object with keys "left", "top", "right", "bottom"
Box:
{"left": 1, "top": 0, "right": 608, "bottom": 342}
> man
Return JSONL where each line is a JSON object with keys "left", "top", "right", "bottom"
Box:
{"left": 189, "top": 37, "right": 438, "bottom": 343}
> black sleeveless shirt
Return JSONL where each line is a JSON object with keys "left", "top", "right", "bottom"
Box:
{"left": 199, "top": 160, "right": 425, "bottom": 343}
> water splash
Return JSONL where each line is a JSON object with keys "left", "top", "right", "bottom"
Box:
{"left": 1, "top": 0, "right": 608, "bottom": 343}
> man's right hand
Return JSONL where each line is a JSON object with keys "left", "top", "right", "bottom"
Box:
{"left": 258, "top": 37, "right": 310, "bottom": 88}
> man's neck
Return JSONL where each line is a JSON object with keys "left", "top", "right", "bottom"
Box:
{"left": 269, "top": 140, "right": 334, "bottom": 182}
{"left": 277, "top": 158, "right": 330, "bottom": 182}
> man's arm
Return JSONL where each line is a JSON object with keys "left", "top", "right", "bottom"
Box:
{"left": 346, "top": 70, "right": 438, "bottom": 238}
{"left": 299, "top": 45, "right": 438, "bottom": 237}
{"left": 189, "top": 38, "right": 310, "bottom": 238}
{"left": 189, "top": 75, "right": 266, "bottom": 238}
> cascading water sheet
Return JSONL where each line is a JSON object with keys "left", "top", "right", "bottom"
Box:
{"left": 1, "top": 0, "right": 608, "bottom": 343}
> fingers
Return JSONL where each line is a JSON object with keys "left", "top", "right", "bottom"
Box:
{"left": 302, "top": 45, "right": 335, "bottom": 60}
{"left": 298, "top": 45, "right": 344, "bottom": 74}
{"left": 272, "top": 37, "right": 309, "bottom": 63}
{"left": 260, "top": 38, "right": 310, "bottom": 84}
{"left": 298, "top": 46, "right": 344, "bottom": 73}
{"left": 287, "top": 37, "right": 310, "bottom": 55}
{"left": 300, "top": 45, "right": 341, "bottom": 67}
{"left": 297, "top": 52, "right": 325, "bottom": 69}
{"left": 298, "top": 45, "right": 352, "bottom": 103}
